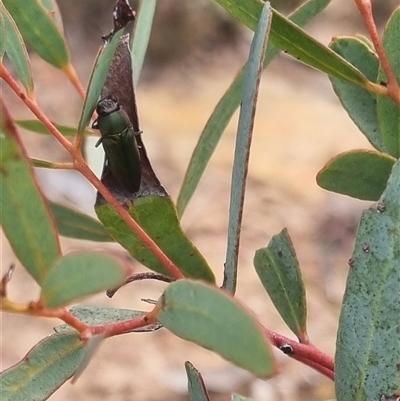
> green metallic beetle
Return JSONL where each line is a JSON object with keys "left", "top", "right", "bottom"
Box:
{"left": 93, "top": 97, "right": 141, "bottom": 193}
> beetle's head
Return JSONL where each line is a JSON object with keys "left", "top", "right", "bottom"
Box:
{"left": 96, "top": 96, "right": 121, "bottom": 117}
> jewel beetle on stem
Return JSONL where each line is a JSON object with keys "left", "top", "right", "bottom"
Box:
{"left": 93, "top": 97, "right": 142, "bottom": 193}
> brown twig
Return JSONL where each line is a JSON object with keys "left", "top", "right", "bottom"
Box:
{"left": 354, "top": 0, "right": 400, "bottom": 104}
{"left": 0, "top": 63, "right": 185, "bottom": 281}
{"left": 107, "top": 272, "right": 174, "bottom": 298}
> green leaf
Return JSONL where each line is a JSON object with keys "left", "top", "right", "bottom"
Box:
{"left": 131, "top": 0, "right": 157, "bottom": 85}
{"left": 40, "top": 0, "right": 56, "bottom": 12}
{"left": 254, "top": 228, "right": 307, "bottom": 341}
{"left": 158, "top": 280, "right": 276, "bottom": 378}
{"left": 355, "top": 35, "right": 374, "bottom": 50}
{"left": 177, "top": 0, "right": 333, "bottom": 216}
{"left": 0, "top": 120, "right": 60, "bottom": 284}
{"left": 0, "top": 332, "right": 85, "bottom": 401}
{"left": 16, "top": 119, "right": 94, "bottom": 137}
{"left": 40, "top": 252, "right": 128, "bottom": 307}
{"left": 335, "top": 158, "right": 400, "bottom": 400}
{"left": 376, "top": 8, "right": 400, "bottom": 158}
{"left": 49, "top": 202, "right": 113, "bottom": 242}
{"left": 1, "top": 3, "right": 34, "bottom": 93}
{"left": 54, "top": 306, "right": 160, "bottom": 333}
{"left": 0, "top": 7, "right": 6, "bottom": 59}
{"left": 95, "top": 196, "right": 215, "bottom": 282}
{"left": 213, "top": 0, "right": 368, "bottom": 86}
{"left": 3, "top": 0, "right": 69, "bottom": 69}
{"left": 329, "top": 37, "right": 385, "bottom": 152}
{"left": 39, "top": 0, "right": 63, "bottom": 28}
{"left": 225, "top": 2, "right": 272, "bottom": 294}
{"left": 77, "top": 30, "right": 124, "bottom": 134}
{"left": 317, "top": 150, "right": 395, "bottom": 201}
{"left": 185, "top": 361, "right": 211, "bottom": 401}
{"left": 30, "top": 158, "right": 65, "bottom": 169}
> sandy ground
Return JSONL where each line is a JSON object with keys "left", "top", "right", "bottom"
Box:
{"left": 1, "top": 5, "right": 382, "bottom": 399}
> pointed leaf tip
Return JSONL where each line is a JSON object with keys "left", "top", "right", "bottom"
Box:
{"left": 185, "top": 361, "right": 211, "bottom": 401}
{"left": 254, "top": 228, "right": 307, "bottom": 341}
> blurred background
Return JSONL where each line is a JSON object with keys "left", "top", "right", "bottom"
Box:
{"left": 2, "top": 0, "right": 398, "bottom": 400}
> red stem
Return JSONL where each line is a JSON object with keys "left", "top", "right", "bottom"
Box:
{"left": 263, "top": 326, "right": 334, "bottom": 377}
{"left": 290, "top": 353, "right": 335, "bottom": 380}
{"left": 63, "top": 63, "right": 87, "bottom": 150}
{"left": 89, "top": 314, "right": 153, "bottom": 337}
{"left": 0, "top": 63, "right": 185, "bottom": 281}
{"left": 354, "top": 0, "right": 400, "bottom": 104}
{"left": 38, "top": 306, "right": 90, "bottom": 333}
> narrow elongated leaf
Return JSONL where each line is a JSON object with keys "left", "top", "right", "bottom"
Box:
{"left": 16, "top": 119, "right": 94, "bottom": 137}
{"left": 177, "top": 0, "right": 333, "bottom": 216}
{"left": 225, "top": 2, "right": 272, "bottom": 293}
{"left": 96, "top": 196, "right": 215, "bottom": 282}
{"left": 254, "top": 229, "right": 307, "bottom": 341}
{"left": 49, "top": 202, "right": 113, "bottom": 242}
{"left": 2, "top": 3, "right": 33, "bottom": 93}
{"left": 0, "top": 332, "right": 85, "bottom": 401}
{"left": 185, "top": 361, "right": 211, "bottom": 401}
{"left": 77, "top": 30, "right": 124, "bottom": 134}
{"left": 317, "top": 150, "right": 395, "bottom": 201}
{"left": 376, "top": 8, "right": 400, "bottom": 158}
{"left": 0, "top": 119, "right": 60, "bottom": 284}
{"left": 158, "top": 280, "right": 276, "bottom": 378}
{"left": 213, "top": 0, "right": 368, "bottom": 86}
{"left": 329, "top": 37, "right": 385, "bottom": 152}
{"left": 335, "top": 159, "right": 400, "bottom": 399}
{"left": 3, "top": 0, "right": 69, "bottom": 69}
{"left": 40, "top": 252, "right": 128, "bottom": 307}
{"left": 31, "top": 158, "right": 69, "bottom": 169}
{"left": 131, "top": 0, "right": 157, "bottom": 85}
{"left": 54, "top": 306, "right": 160, "bottom": 333}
